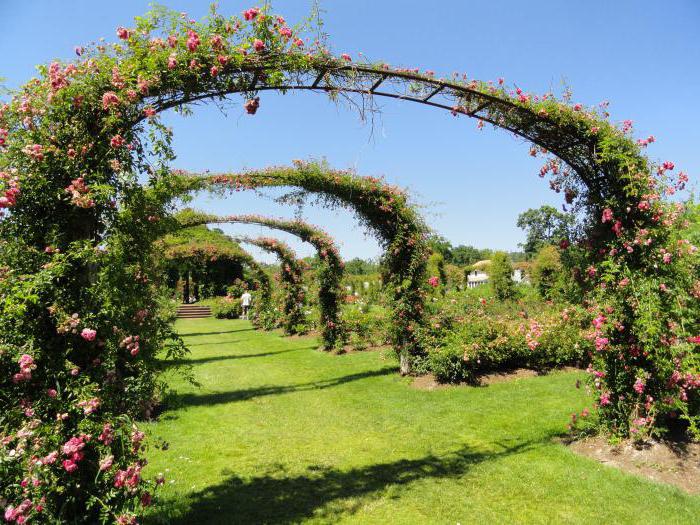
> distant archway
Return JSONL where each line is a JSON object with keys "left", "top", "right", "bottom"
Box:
{"left": 236, "top": 236, "right": 307, "bottom": 335}
{"left": 177, "top": 211, "right": 345, "bottom": 350}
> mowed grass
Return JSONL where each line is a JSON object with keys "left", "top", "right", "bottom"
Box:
{"left": 144, "top": 318, "right": 700, "bottom": 524}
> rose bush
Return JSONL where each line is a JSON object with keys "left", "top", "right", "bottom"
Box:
{"left": 236, "top": 236, "right": 308, "bottom": 335}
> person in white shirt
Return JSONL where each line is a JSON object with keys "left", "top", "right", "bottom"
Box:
{"left": 240, "top": 290, "right": 252, "bottom": 319}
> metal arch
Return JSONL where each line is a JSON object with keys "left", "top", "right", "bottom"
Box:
{"left": 147, "top": 61, "right": 603, "bottom": 197}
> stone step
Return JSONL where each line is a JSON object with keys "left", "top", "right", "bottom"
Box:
{"left": 176, "top": 305, "right": 212, "bottom": 318}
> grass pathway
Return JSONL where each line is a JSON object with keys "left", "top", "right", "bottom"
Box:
{"left": 145, "top": 318, "right": 700, "bottom": 524}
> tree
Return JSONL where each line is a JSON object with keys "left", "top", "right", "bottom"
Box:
{"left": 516, "top": 205, "right": 574, "bottom": 258}
{"left": 427, "top": 234, "right": 453, "bottom": 262}
{"left": 531, "top": 245, "right": 563, "bottom": 300}
{"left": 490, "top": 251, "right": 517, "bottom": 300}
{"left": 344, "top": 257, "right": 380, "bottom": 275}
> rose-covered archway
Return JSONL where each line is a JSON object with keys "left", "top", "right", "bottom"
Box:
{"left": 159, "top": 232, "right": 272, "bottom": 323}
{"left": 0, "top": 3, "right": 698, "bottom": 522}
{"left": 234, "top": 235, "right": 307, "bottom": 335}
{"left": 176, "top": 212, "right": 345, "bottom": 350}
{"left": 179, "top": 161, "right": 431, "bottom": 374}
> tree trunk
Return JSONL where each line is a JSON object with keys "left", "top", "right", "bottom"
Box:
{"left": 399, "top": 352, "right": 412, "bottom": 376}
{"left": 183, "top": 271, "right": 190, "bottom": 304}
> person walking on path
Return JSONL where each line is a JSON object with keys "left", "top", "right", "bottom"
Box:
{"left": 241, "top": 289, "right": 252, "bottom": 320}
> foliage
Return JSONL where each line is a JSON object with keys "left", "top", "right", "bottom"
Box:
{"left": 200, "top": 296, "right": 242, "bottom": 319}
{"left": 341, "top": 303, "right": 389, "bottom": 351}
{"left": 237, "top": 236, "right": 307, "bottom": 336}
{"left": 489, "top": 251, "right": 517, "bottom": 301}
{"left": 684, "top": 198, "right": 700, "bottom": 245}
{"left": 420, "top": 292, "right": 592, "bottom": 384}
{"left": 516, "top": 205, "right": 575, "bottom": 258}
{"left": 344, "top": 257, "right": 380, "bottom": 275}
{"left": 160, "top": 223, "right": 245, "bottom": 299}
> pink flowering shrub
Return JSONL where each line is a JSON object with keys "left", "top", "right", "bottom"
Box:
{"left": 419, "top": 292, "right": 593, "bottom": 383}
{"left": 240, "top": 236, "right": 309, "bottom": 335}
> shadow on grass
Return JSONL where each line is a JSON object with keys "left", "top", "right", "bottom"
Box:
{"left": 178, "top": 327, "right": 257, "bottom": 337}
{"left": 184, "top": 339, "right": 248, "bottom": 348}
{"left": 164, "top": 347, "right": 307, "bottom": 368}
{"left": 147, "top": 439, "right": 540, "bottom": 525}
{"left": 163, "top": 367, "right": 397, "bottom": 410}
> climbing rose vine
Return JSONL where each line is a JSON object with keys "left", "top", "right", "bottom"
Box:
{"left": 236, "top": 236, "right": 308, "bottom": 335}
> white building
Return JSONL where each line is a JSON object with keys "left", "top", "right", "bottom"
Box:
{"left": 466, "top": 262, "right": 529, "bottom": 288}
{"left": 466, "top": 269, "right": 490, "bottom": 288}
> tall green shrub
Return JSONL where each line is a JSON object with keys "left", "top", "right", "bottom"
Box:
{"left": 490, "top": 252, "right": 517, "bottom": 301}
{"left": 531, "top": 245, "right": 563, "bottom": 300}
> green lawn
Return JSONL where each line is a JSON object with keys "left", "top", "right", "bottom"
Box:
{"left": 145, "top": 318, "right": 700, "bottom": 524}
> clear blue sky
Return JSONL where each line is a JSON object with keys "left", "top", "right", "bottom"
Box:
{"left": 2, "top": 1, "right": 698, "bottom": 263}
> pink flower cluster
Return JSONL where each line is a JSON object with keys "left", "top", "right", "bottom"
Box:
{"left": 0, "top": 172, "right": 21, "bottom": 209}
{"left": 243, "top": 7, "right": 260, "bottom": 20}
{"left": 110, "top": 134, "right": 126, "bottom": 148}
{"left": 48, "top": 62, "right": 69, "bottom": 92}
{"left": 80, "top": 327, "right": 97, "bottom": 341}
{"left": 116, "top": 26, "right": 131, "bottom": 40}
{"left": 4, "top": 499, "right": 38, "bottom": 524}
{"left": 77, "top": 397, "right": 101, "bottom": 415}
{"left": 526, "top": 320, "right": 543, "bottom": 351}
{"left": 21, "top": 144, "right": 44, "bottom": 162}
{"left": 114, "top": 464, "right": 142, "bottom": 491}
{"left": 186, "top": 30, "right": 201, "bottom": 52}
{"left": 427, "top": 276, "right": 439, "bottom": 287}
{"left": 65, "top": 177, "right": 95, "bottom": 208}
{"left": 120, "top": 335, "right": 140, "bottom": 356}
{"left": 13, "top": 354, "right": 35, "bottom": 383}
{"left": 102, "top": 91, "right": 120, "bottom": 111}
{"left": 98, "top": 423, "right": 114, "bottom": 445}
{"left": 62, "top": 434, "right": 88, "bottom": 473}
{"left": 244, "top": 97, "right": 260, "bottom": 114}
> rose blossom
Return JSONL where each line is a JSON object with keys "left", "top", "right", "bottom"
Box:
{"left": 80, "top": 328, "right": 96, "bottom": 341}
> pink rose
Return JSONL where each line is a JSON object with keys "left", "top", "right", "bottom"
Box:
{"left": 186, "top": 30, "right": 200, "bottom": 52}
{"left": 101, "top": 91, "right": 120, "bottom": 111}
{"left": 116, "top": 27, "right": 131, "bottom": 40}
{"left": 99, "top": 455, "right": 114, "bottom": 471}
{"left": 81, "top": 328, "right": 97, "bottom": 341}
{"left": 62, "top": 459, "right": 78, "bottom": 473}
